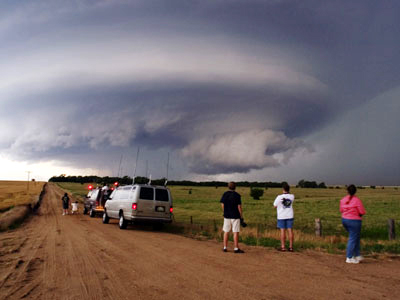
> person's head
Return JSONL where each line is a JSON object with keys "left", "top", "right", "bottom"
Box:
{"left": 282, "top": 182, "right": 290, "bottom": 193}
{"left": 347, "top": 184, "right": 357, "bottom": 196}
{"left": 64, "top": 193, "right": 68, "bottom": 196}
{"left": 228, "top": 182, "right": 236, "bottom": 190}
{"left": 75, "top": 201, "right": 78, "bottom": 203}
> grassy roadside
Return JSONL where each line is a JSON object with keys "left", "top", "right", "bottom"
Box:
{"left": 0, "top": 181, "right": 46, "bottom": 212}
{"left": 0, "top": 181, "right": 47, "bottom": 231}
{"left": 55, "top": 182, "right": 400, "bottom": 255}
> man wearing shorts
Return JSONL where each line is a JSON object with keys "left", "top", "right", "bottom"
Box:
{"left": 273, "top": 182, "right": 295, "bottom": 252}
{"left": 220, "top": 182, "right": 244, "bottom": 253}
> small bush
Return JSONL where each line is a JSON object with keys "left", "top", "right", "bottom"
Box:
{"left": 250, "top": 188, "right": 264, "bottom": 200}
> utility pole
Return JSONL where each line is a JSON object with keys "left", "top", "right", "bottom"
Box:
{"left": 26, "top": 171, "right": 31, "bottom": 193}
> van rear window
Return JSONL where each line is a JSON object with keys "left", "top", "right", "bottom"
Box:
{"left": 139, "top": 187, "right": 154, "bottom": 200}
{"left": 156, "top": 189, "right": 169, "bottom": 202}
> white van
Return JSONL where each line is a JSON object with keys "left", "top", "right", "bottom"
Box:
{"left": 103, "top": 184, "right": 173, "bottom": 229}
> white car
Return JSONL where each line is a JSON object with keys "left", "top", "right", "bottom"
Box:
{"left": 103, "top": 184, "right": 173, "bottom": 229}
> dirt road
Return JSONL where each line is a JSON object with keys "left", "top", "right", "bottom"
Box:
{"left": 1, "top": 183, "right": 399, "bottom": 299}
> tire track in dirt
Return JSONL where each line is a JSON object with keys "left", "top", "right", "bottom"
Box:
{"left": 1, "top": 183, "right": 400, "bottom": 299}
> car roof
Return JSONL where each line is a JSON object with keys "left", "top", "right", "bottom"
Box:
{"left": 118, "top": 184, "right": 169, "bottom": 189}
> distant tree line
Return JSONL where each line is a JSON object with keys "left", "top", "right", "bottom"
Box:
{"left": 49, "top": 175, "right": 329, "bottom": 189}
{"left": 48, "top": 175, "right": 289, "bottom": 188}
{"left": 297, "top": 179, "right": 327, "bottom": 188}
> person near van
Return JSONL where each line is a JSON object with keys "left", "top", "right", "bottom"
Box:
{"left": 340, "top": 184, "right": 366, "bottom": 264}
{"left": 273, "top": 182, "right": 295, "bottom": 252}
{"left": 61, "top": 193, "right": 70, "bottom": 216}
{"left": 220, "top": 182, "right": 244, "bottom": 253}
{"left": 71, "top": 201, "right": 79, "bottom": 214}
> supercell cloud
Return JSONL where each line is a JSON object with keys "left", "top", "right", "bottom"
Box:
{"left": 0, "top": 0, "right": 399, "bottom": 184}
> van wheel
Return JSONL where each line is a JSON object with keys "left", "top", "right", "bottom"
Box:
{"left": 119, "top": 213, "right": 127, "bottom": 229}
{"left": 83, "top": 207, "right": 88, "bottom": 215}
{"left": 102, "top": 211, "right": 109, "bottom": 224}
{"left": 90, "top": 208, "right": 96, "bottom": 218}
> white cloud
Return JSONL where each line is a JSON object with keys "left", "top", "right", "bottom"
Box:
{"left": 182, "top": 129, "right": 309, "bottom": 174}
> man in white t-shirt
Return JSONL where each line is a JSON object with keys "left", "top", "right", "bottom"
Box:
{"left": 273, "top": 182, "right": 295, "bottom": 252}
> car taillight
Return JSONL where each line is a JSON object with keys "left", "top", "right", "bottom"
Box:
{"left": 132, "top": 203, "right": 137, "bottom": 210}
{"left": 96, "top": 201, "right": 99, "bottom": 206}
{"left": 169, "top": 207, "right": 173, "bottom": 213}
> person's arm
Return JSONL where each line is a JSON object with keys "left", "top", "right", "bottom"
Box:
{"left": 273, "top": 196, "right": 278, "bottom": 208}
{"left": 238, "top": 204, "right": 243, "bottom": 219}
{"left": 356, "top": 198, "right": 366, "bottom": 216}
{"left": 339, "top": 199, "right": 344, "bottom": 213}
{"left": 220, "top": 193, "right": 225, "bottom": 214}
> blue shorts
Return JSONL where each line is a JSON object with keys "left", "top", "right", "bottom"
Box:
{"left": 277, "top": 218, "right": 294, "bottom": 229}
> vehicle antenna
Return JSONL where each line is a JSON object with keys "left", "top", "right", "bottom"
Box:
{"left": 132, "top": 147, "right": 140, "bottom": 184}
{"left": 117, "top": 154, "right": 123, "bottom": 178}
{"left": 165, "top": 152, "right": 170, "bottom": 186}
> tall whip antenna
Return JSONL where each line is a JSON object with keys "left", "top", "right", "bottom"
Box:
{"left": 117, "top": 154, "right": 123, "bottom": 178}
{"left": 132, "top": 147, "right": 140, "bottom": 184}
{"left": 165, "top": 152, "right": 170, "bottom": 186}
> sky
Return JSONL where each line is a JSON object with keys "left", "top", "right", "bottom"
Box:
{"left": 1, "top": 0, "right": 399, "bottom": 185}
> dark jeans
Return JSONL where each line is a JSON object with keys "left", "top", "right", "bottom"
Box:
{"left": 342, "top": 218, "right": 362, "bottom": 258}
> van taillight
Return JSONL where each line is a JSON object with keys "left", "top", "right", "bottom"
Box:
{"left": 132, "top": 203, "right": 137, "bottom": 210}
{"left": 169, "top": 207, "right": 173, "bottom": 213}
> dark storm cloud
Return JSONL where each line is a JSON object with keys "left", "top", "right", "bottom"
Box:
{"left": 1, "top": 0, "right": 400, "bottom": 183}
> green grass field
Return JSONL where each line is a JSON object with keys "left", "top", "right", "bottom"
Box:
{"left": 171, "top": 186, "right": 400, "bottom": 239}
{"left": 55, "top": 182, "right": 400, "bottom": 254}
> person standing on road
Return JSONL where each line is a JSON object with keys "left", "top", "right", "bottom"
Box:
{"left": 220, "top": 182, "right": 244, "bottom": 253}
{"left": 61, "top": 193, "right": 70, "bottom": 216}
{"left": 273, "top": 182, "right": 295, "bottom": 252}
{"left": 340, "top": 184, "right": 366, "bottom": 264}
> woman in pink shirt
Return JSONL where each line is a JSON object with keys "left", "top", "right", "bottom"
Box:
{"left": 340, "top": 184, "right": 366, "bottom": 264}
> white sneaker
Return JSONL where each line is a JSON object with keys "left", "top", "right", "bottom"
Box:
{"left": 346, "top": 257, "right": 359, "bottom": 264}
{"left": 355, "top": 256, "right": 364, "bottom": 262}
{"left": 62, "top": 213, "right": 65, "bottom": 216}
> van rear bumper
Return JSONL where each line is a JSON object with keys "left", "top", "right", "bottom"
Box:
{"left": 130, "top": 216, "right": 172, "bottom": 223}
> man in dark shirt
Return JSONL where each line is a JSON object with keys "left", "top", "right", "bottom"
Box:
{"left": 220, "top": 182, "right": 244, "bottom": 253}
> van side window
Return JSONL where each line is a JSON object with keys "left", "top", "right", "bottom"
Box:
{"left": 156, "top": 189, "right": 169, "bottom": 202}
{"left": 139, "top": 187, "right": 154, "bottom": 200}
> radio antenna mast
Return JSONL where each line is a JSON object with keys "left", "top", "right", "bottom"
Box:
{"left": 117, "top": 154, "right": 123, "bottom": 178}
{"left": 132, "top": 147, "right": 140, "bottom": 184}
{"left": 165, "top": 152, "right": 170, "bottom": 186}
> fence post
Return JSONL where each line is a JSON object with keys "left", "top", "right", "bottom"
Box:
{"left": 315, "top": 218, "right": 322, "bottom": 237}
{"left": 213, "top": 219, "right": 218, "bottom": 232}
{"left": 256, "top": 224, "right": 261, "bottom": 246}
{"left": 388, "top": 219, "right": 396, "bottom": 240}
{"left": 190, "top": 216, "right": 193, "bottom": 224}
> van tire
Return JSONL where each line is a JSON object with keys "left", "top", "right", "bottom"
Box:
{"left": 83, "top": 207, "right": 88, "bottom": 215}
{"left": 102, "top": 211, "right": 109, "bottom": 224}
{"left": 90, "top": 208, "right": 96, "bottom": 218}
{"left": 119, "top": 213, "right": 127, "bottom": 229}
